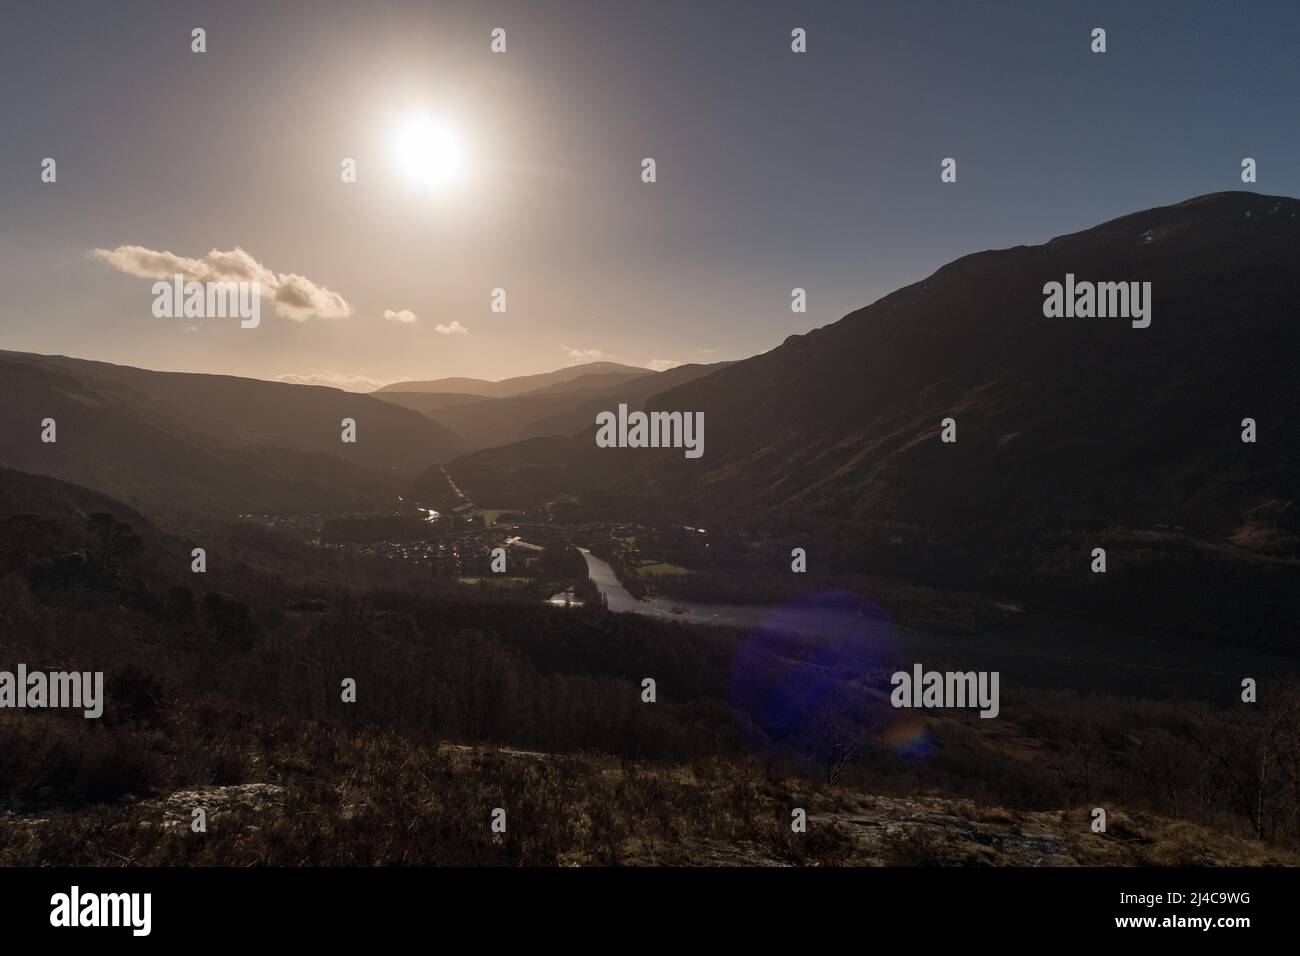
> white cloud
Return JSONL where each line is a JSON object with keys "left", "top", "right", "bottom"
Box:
{"left": 90, "top": 244, "right": 352, "bottom": 321}
{"left": 646, "top": 359, "right": 682, "bottom": 372}
{"left": 274, "top": 371, "right": 388, "bottom": 392}
{"left": 558, "top": 344, "right": 615, "bottom": 365}
{"left": 435, "top": 320, "right": 469, "bottom": 335}
{"left": 384, "top": 309, "right": 418, "bottom": 324}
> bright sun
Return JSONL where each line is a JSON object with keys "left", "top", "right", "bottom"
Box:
{"left": 394, "top": 115, "right": 466, "bottom": 191}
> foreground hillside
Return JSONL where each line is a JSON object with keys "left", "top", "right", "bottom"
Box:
{"left": 6, "top": 731, "right": 1293, "bottom": 867}
{"left": 4, "top": 466, "right": 1300, "bottom": 865}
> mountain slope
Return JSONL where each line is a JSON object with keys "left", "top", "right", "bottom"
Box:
{"left": 514, "top": 370, "right": 656, "bottom": 397}
{"left": 373, "top": 375, "right": 501, "bottom": 397}
{"left": 0, "top": 352, "right": 467, "bottom": 515}
{"left": 445, "top": 193, "right": 1300, "bottom": 639}
{"left": 640, "top": 192, "right": 1300, "bottom": 539}
{"left": 379, "top": 362, "right": 730, "bottom": 452}
{"left": 376, "top": 361, "right": 651, "bottom": 398}
{"left": 517, "top": 361, "right": 734, "bottom": 442}
{"left": 367, "top": 392, "right": 490, "bottom": 415}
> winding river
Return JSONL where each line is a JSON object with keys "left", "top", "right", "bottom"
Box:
{"left": 561, "top": 547, "right": 1300, "bottom": 701}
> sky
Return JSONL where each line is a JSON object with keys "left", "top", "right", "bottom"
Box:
{"left": 2, "top": 0, "right": 1298, "bottom": 390}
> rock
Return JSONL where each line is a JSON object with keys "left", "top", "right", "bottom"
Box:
{"left": 158, "top": 783, "right": 286, "bottom": 829}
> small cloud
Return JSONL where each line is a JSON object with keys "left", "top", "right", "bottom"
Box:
{"left": 384, "top": 309, "right": 418, "bottom": 324}
{"left": 558, "top": 344, "right": 615, "bottom": 365}
{"left": 697, "top": 348, "right": 717, "bottom": 355}
{"left": 274, "top": 371, "right": 388, "bottom": 392}
{"left": 646, "top": 359, "right": 682, "bottom": 372}
{"left": 90, "top": 244, "right": 352, "bottom": 321}
{"left": 435, "top": 320, "right": 469, "bottom": 335}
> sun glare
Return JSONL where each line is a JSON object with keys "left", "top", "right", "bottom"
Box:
{"left": 394, "top": 115, "right": 466, "bottom": 191}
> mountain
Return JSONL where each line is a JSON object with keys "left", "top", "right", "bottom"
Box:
{"left": 514, "top": 370, "right": 657, "bottom": 397}
{"left": 375, "top": 361, "right": 651, "bottom": 398}
{"left": 379, "top": 361, "right": 731, "bottom": 452}
{"left": 0, "top": 463, "right": 163, "bottom": 554}
{"left": 0, "top": 351, "right": 467, "bottom": 516}
{"left": 638, "top": 193, "right": 1300, "bottom": 532}
{"left": 516, "top": 361, "right": 734, "bottom": 442}
{"left": 444, "top": 193, "right": 1300, "bottom": 639}
{"left": 374, "top": 391, "right": 491, "bottom": 411}
{"left": 373, "top": 376, "right": 502, "bottom": 397}
{"left": 380, "top": 385, "right": 620, "bottom": 452}
{"left": 431, "top": 435, "right": 595, "bottom": 507}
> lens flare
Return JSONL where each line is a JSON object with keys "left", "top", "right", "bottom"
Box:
{"left": 727, "top": 590, "right": 902, "bottom": 760}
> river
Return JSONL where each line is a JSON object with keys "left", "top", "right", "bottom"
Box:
{"left": 564, "top": 547, "right": 1300, "bottom": 701}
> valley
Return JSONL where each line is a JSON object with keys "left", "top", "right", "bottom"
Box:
{"left": 4, "top": 192, "right": 1300, "bottom": 866}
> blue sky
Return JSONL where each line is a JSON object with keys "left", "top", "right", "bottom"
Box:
{"left": 1, "top": 0, "right": 1297, "bottom": 388}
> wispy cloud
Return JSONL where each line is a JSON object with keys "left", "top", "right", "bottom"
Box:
{"left": 384, "top": 309, "right": 418, "bottom": 324}
{"left": 558, "top": 344, "right": 615, "bottom": 364}
{"left": 274, "top": 371, "right": 387, "bottom": 392}
{"left": 435, "top": 320, "right": 469, "bottom": 335}
{"left": 91, "top": 245, "right": 352, "bottom": 321}
{"left": 646, "top": 359, "right": 681, "bottom": 372}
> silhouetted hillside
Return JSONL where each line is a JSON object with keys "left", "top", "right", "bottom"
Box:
{"left": 445, "top": 193, "right": 1300, "bottom": 642}
{"left": 6, "top": 463, "right": 1300, "bottom": 864}
{"left": 0, "top": 352, "right": 467, "bottom": 516}
{"left": 432, "top": 436, "right": 594, "bottom": 506}
{"left": 381, "top": 362, "right": 730, "bottom": 452}
{"left": 370, "top": 392, "right": 494, "bottom": 415}
{"left": 518, "top": 361, "right": 733, "bottom": 442}
{"left": 376, "top": 361, "right": 650, "bottom": 397}
{"left": 642, "top": 192, "right": 1300, "bottom": 546}
{"left": 382, "top": 384, "right": 623, "bottom": 451}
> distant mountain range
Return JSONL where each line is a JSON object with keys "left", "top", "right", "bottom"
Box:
{"left": 0, "top": 350, "right": 732, "bottom": 515}
{"left": 375, "top": 361, "right": 732, "bottom": 451}
{"left": 375, "top": 361, "right": 651, "bottom": 398}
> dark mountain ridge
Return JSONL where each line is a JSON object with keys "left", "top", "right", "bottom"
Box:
{"left": 384, "top": 361, "right": 732, "bottom": 453}
{"left": 0, "top": 351, "right": 466, "bottom": 516}
{"left": 375, "top": 361, "right": 651, "bottom": 398}
{"left": 444, "top": 192, "right": 1300, "bottom": 641}
{"left": 639, "top": 191, "right": 1300, "bottom": 539}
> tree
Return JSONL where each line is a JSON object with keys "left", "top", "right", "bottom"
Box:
{"left": 86, "top": 513, "right": 142, "bottom": 572}
{"left": 1183, "top": 688, "right": 1300, "bottom": 842}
